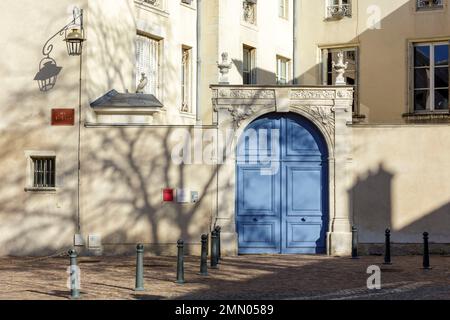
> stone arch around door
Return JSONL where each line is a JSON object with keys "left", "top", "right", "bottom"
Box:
{"left": 212, "top": 86, "right": 354, "bottom": 256}
{"left": 236, "top": 112, "right": 329, "bottom": 254}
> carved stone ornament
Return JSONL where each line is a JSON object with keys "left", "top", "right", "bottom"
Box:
{"left": 290, "top": 89, "right": 336, "bottom": 100}
{"left": 218, "top": 89, "right": 275, "bottom": 99}
{"left": 291, "top": 105, "right": 335, "bottom": 147}
{"left": 336, "top": 89, "right": 353, "bottom": 100}
{"left": 228, "top": 105, "right": 258, "bottom": 128}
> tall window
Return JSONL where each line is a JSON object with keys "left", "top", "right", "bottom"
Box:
{"left": 322, "top": 47, "right": 358, "bottom": 112}
{"left": 413, "top": 42, "right": 449, "bottom": 112}
{"left": 276, "top": 56, "right": 290, "bottom": 85}
{"left": 326, "top": 0, "right": 352, "bottom": 19}
{"left": 416, "top": 0, "right": 444, "bottom": 10}
{"left": 136, "top": 34, "right": 160, "bottom": 97}
{"left": 181, "top": 47, "right": 192, "bottom": 112}
{"left": 243, "top": 46, "right": 256, "bottom": 84}
{"left": 31, "top": 157, "right": 56, "bottom": 188}
{"left": 279, "top": 0, "right": 288, "bottom": 19}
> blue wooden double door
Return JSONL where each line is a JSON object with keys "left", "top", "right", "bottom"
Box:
{"left": 236, "top": 113, "right": 328, "bottom": 254}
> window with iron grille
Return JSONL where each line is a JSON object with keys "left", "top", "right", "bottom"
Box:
{"left": 416, "top": 0, "right": 444, "bottom": 10}
{"left": 141, "top": 0, "right": 163, "bottom": 10}
{"left": 136, "top": 34, "right": 161, "bottom": 97}
{"left": 326, "top": 0, "right": 352, "bottom": 19}
{"left": 31, "top": 157, "right": 56, "bottom": 188}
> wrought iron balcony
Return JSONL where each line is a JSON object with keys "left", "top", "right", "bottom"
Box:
{"left": 140, "top": 0, "right": 162, "bottom": 9}
{"left": 327, "top": 4, "right": 352, "bottom": 19}
{"left": 417, "top": 0, "right": 444, "bottom": 10}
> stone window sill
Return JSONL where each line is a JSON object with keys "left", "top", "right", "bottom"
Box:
{"left": 402, "top": 112, "right": 450, "bottom": 123}
{"left": 24, "top": 187, "right": 57, "bottom": 193}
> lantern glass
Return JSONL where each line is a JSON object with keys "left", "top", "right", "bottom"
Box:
{"left": 64, "top": 28, "right": 85, "bottom": 56}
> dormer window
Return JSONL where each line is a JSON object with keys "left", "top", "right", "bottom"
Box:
{"left": 326, "top": 0, "right": 352, "bottom": 19}
{"left": 416, "top": 0, "right": 444, "bottom": 10}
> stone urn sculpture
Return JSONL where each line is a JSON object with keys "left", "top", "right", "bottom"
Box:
{"left": 332, "top": 52, "right": 348, "bottom": 85}
{"left": 217, "top": 52, "right": 233, "bottom": 84}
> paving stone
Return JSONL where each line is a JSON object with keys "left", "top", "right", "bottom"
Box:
{"left": 0, "top": 255, "right": 449, "bottom": 300}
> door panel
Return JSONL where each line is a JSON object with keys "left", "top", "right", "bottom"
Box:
{"left": 236, "top": 113, "right": 328, "bottom": 254}
{"left": 237, "top": 163, "right": 280, "bottom": 253}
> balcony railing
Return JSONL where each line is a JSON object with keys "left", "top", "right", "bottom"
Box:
{"left": 140, "top": 0, "right": 163, "bottom": 10}
{"left": 327, "top": 4, "right": 352, "bottom": 19}
{"left": 417, "top": 0, "right": 444, "bottom": 10}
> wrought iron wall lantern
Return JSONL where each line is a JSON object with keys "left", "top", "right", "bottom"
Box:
{"left": 34, "top": 7, "right": 85, "bottom": 92}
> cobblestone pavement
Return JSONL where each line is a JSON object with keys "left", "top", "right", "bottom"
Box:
{"left": 0, "top": 255, "right": 449, "bottom": 300}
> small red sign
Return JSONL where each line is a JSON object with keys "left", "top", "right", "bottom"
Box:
{"left": 51, "top": 109, "right": 75, "bottom": 126}
{"left": 163, "top": 189, "right": 174, "bottom": 202}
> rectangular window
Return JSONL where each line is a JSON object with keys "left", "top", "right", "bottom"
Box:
{"left": 136, "top": 34, "right": 160, "bottom": 97}
{"left": 326, "top": 0, "right": 352, "bottom": 19}
{"left": 416, "top": 0, "right": 444, "bottom": 10}
{"left": 276, "top": 56, "right": 290, "bottom": 85}
{"left": 322, "top": 47, "right": 359, "bottom": 112}
{"left": 413, "top": 42, "right": 449, "bottom": 112}
{"left": 31, "top": 157, "right": 56, "bottom": 188}
{"left": 279, "top": 0, "right": 288, "bottom": 19}
{"left": 243, "top": 46, "right": 256, "bottom": 84}
{"left": 181, "top": 47, "right": 192, "bottom": 112}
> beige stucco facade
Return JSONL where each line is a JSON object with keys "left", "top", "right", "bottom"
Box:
{"left": 0, "top": 0, "right": 449, "bottom": 256}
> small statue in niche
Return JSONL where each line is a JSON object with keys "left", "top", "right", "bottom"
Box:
{"left": 332, "top": 51, "right": 349, "bottom": 85}
{"left": 136, "top": 72, "right": 148, "bottom": 93}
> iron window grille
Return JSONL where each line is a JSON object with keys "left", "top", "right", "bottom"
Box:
{"left": 327, "top": 0, "right": 352, "bottom": 19}
{"left": 31, "top": 157, "right": 56, "bottom": 188}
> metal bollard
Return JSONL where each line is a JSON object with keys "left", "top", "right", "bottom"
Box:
{"left": 176, "top": 239, "right": 185, "bottom": 284}
{"left": 199, "top": 234, "right": 208, "bottom": 276}
{"left": 351, "top": 226, "right": 359, "bottom": 259}
{"left": 210, "top": 230, "right": 219, "bottom": 269}
{"left": 423, "top": 232, "right": 431, "bottom": 270}
{"left": 135, "top": 244, "right": 145, "bottom": 291}
{"left": 215, "top": 225, "right": 222, "bottom": 262}
{"left": 68, "top": 249, "right": 80, "bottom": 299}
{"left": 383, "top": 228, "right": 392, "bottom": 265}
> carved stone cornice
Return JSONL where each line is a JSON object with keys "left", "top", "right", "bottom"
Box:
{"left": 218, "top": 88, "right": 275, "bottom": 100}
{"left": 335, "top": 89, "right": 353, "bottom": 100}
{"left": 291, "top": 89, "right": 336, "bottom": 100}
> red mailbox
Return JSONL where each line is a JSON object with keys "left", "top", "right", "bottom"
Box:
{"left": 163, "top": 188, "right": 174, "bottom": 202}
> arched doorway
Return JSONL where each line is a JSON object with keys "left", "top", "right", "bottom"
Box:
{"left": 236, "top": 112, "right": 329, "bottom": 254}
